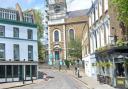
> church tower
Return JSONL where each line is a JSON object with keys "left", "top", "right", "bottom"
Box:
{"left": 46, "top": 0, "right": 88, "bottom": 65}
{"left": 47, "top": 0, "right": 67, "bottom": 24}
{"left": 46, "top": 0, "right": 67, "bottom": 65}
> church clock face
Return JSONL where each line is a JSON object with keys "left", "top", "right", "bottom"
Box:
{"left": 54, "top": 5, "right": 61, "bottom": 13}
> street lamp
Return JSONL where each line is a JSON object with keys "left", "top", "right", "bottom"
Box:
{"left": 109, "top": 27, "right": 118, "bottom": 45}
{"left": 109, "top": 36, "right": 116, "bottom": 45}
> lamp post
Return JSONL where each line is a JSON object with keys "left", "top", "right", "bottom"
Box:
{"left": 77, "top": 59, "right": 80, "bottom": 78}
{"left": 109, "top": 27, "right": 118, "bottom": 45}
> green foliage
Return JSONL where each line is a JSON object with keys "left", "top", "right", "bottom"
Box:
{"left": 70, "top": 60, "right": 75, "bottom": 65}
{"left": 124, "top": 59, "right": 128, "bottom": 68}
{"left": 38, "top": 41, "right": 46, "bottom": 62}
{"left": 34, "top": 10, "right": 44, "bottom": 40}
{"left": 116, "top": 39, "right": 124, "bottom": 46}
{"left": 116, "top": 39, "right": 128, "bottom": 46}
{"left": 34, "top": 10, "right": 45, "bottom": 62}
{"left": 96, "top": 62, "right": 112, "bottom": 68}
{"left": 68, "top": 39, "right": 82, "bottom": 60}
{"left": 111, "top": 0, "right": 128, "bottom": 27}
{"left": 64, "top": 60, "right": 70, "bottom": 68}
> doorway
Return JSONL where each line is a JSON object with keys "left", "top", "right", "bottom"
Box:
{"left": 115, "top": 63, "right": 125, "bottom": 77}
{"left": 55, "top": 51, "right": 59, "bottom": 60}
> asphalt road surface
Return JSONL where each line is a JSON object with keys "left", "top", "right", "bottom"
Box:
{"left": 13, "top": 69, "right": 88, "bottom": 89}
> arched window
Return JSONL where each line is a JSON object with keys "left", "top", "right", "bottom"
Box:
{"left": 69, "top": 29, "right": 74, "bottom": 40}
{"left": 54, "top": 30, "right": 59, "bottom": 42}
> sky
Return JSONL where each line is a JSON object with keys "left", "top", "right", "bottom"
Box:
{"left": 0, "top": 0, "right": 45, "bottom": 10}
{"left": 0, "top": 0, "right": 92, "bottom": 11}
{"left": 67, "top": 0, "right": 92, "bottom": 11}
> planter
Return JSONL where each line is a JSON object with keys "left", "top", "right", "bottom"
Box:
{"left": 99, "top": 75, "right": 105, "bottom": 83}
{"left": 116, "top": 77, "right": 125, "bottom": 88}
{"left": 97, "top": 74, "right": 100, "bottom": 81}
{"left": 104, "top": 76, "right": 111, "bottom": 85}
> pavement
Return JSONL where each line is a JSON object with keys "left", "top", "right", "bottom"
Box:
{"left": 0, "top": 67, "right": 116, "bottom": 89}
{"left": 5, "top": 69, "right": 88, "bottom": 89}
{"left": 60, "top": 69, "right": 116, "bottom": 89}
{"left": 0, "top": 79, "right": 44, "bottom": 89}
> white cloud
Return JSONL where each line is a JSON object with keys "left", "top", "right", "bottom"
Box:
{"left": 24, "top": 0, "right": 32, "bottom": 3}
{"left": 67, "top": 0, "right": 92, "bottom": 11}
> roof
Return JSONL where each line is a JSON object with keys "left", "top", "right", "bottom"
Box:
{"left": 67, "top": 9, "right": 88, "bottom": 18}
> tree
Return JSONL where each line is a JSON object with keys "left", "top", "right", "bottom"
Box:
{"left": 68, "top": 39, "right": 82, "bottom": 60}
{"left": 34, "top": 10, "right": 45, "bottom": 62}
{"left": 34, "top": 10, "right": 44, "bottom": 40}
{"left": 111, "top": 0, "right": 128, "bottom": 40}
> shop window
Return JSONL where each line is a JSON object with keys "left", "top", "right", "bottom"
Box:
{"left": 116, "top": 63, "right": 125, "bottom": 77}
{"left": 13, "top": 65, "right": 18, "bottom": 77}
{"left": 32, "top": 65, "right": 37, "bottom": 77}
{"left": 7, "top": 65, "right": 12, "bottom": 78}
{"left": 0, "top": 65, "right": 5, "bottom": 78}
{"left": 26, "top": 65, "right": 30, "bottom": 77}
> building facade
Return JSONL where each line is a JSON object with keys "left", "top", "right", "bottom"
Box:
{"left": 0, "top": 4, "right": 38, "bottom": 83}
{"left": 82, "top": 0, "right": 128, "bottom": 88}
{"left": 46, "top": 0, "right": 88, "bottom": 65}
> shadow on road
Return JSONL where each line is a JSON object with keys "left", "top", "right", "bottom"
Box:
{"left": 38, "top": 71, "right": 55, "bottom": 79}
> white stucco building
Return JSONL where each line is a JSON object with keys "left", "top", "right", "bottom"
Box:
{"left": 83, "top": 0, "right": 110, "bottom": 78}
{"left": 0, "top": 4, "right": 38, "bottom": 83}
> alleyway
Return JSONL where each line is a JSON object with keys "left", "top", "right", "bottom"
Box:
{"left": 12, "top": 69, "right": 88, "bottom": 89}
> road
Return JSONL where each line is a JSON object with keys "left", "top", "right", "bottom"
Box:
{"left": 13, "top": 69, "right": 88, "bottom": 89}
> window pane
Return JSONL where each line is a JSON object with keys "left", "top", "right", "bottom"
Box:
{"left": 0, "top": 65, "right": 5, "bottom": 78}
{"left": 28, "top": 45, "right": 33, "bottom": 60}
{"left": 7, "top": 65, "right": 12, "bottom": 78}
{"left": 0, "top": 25, "right": 5, "bottom": 37}
{"left": 26, "top": 65, "right": 30, "bottom": 77}
{"left": 0, "top": 43, "right": 5, "bottom": 60}
{"left": 32, "top": 65, "right": 37, "bottom": 77}
{"left": 13, "top": 27, "right": 19, "bottom": 38}
{"left": 13, "top": 65, "right": 18, "bottom": 77}
{"left": 69, "top": 29, "right": 74, "bottom": 40}
{"left": 28, "top": 29, "right": 33, "bottom": 39}
{"left": 14, "top": 44, "right": 19, "bottom": 60}
{"left": 54, "top": 31, "right": 59, "bottom": 42}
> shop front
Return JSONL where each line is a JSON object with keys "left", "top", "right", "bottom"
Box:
{"left": 0, "top": 62, "right": 38, "bottom": 83}
{"left": 96, "top": 46, "right": 128, "bottom": 88}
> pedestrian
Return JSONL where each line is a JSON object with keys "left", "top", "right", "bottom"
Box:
{"left": 59, "top": 64, "right": 61, "bottom": 71}
{"left": 75, "top": 66, "right": 77, "bottom": 75}
{"left": 77, "top": 67, "right": 80, "bottom": 78}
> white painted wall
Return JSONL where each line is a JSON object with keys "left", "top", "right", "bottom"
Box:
{"left": 83, "top": 54, "right": 97, "bottom": 78}
{"left": 95, "top": 5, "right": 98, "bottom": 21}
{"left": 83, "top": 55, "right": 92, "bottom": 77}
{"left": 0, "top": 23, "right": 38, "bottom": 62}
{"left": 99, "top": 0, "right": 102, "bottom": 17}
{"left": 104, "top": 0, "right": 108, "bottom": 12}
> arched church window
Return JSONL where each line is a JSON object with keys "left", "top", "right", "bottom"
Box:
{"left": 54, "top": 30, "right": 59, "bottom": 42}
{"left": 69, "top": 29, "right": 75, "bottom": 40}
